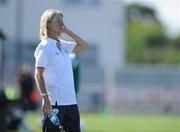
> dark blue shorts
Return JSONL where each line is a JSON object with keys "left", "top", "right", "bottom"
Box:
{"left": 42, "top": 104, "right": 80, "bottom": 132}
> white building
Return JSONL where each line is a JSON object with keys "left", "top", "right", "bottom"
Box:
{"left": 0, "top": 0, "right": 125, "bottom": 111}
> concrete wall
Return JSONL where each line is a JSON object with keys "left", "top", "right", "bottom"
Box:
{"left": 0, "top": 0, "right": 125, "bottom": 68}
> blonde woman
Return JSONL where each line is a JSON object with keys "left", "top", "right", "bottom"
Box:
{"left": 34, "top": 9, "right": 87, "bottom": 132}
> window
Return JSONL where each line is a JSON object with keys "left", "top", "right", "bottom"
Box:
{"left": 0, "top": 0, "right": 7, "bottom": 4}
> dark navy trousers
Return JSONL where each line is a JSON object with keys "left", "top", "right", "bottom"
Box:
{"left": 42, "top": 103, "right": 80, "bottom": 132}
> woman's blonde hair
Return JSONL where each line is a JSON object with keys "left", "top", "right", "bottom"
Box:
{"left": 39, "top": 9, "right": 63, "bottom": 40}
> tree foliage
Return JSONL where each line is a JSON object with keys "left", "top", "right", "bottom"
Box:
{"left": 126, "top": 3, "right": 180, "bottom": 64}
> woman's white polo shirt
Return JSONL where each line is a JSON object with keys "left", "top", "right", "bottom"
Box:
{"left": 34, "top": 38, "right": 77, "bottom": 105}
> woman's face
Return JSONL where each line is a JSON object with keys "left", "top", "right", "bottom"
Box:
{"left": 48, "top": 15, "right": 64, "bottom": 35}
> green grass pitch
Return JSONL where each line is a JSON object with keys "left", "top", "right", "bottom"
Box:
{"left": 25, "top": 112, "right": 180, "bottom": 132}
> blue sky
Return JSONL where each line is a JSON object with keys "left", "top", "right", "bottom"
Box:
{"left": 123, "top": 0, "right": 180, "bottom": 36}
